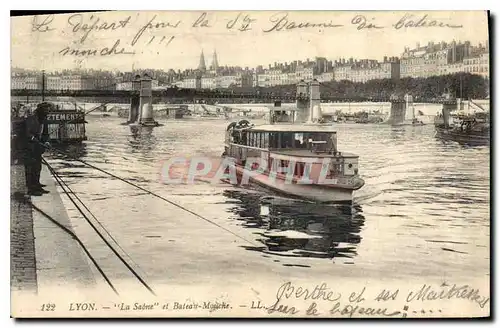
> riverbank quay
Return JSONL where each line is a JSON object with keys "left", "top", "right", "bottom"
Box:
{"left": 11, "top": 160, "right": 97, "bottom": 307}
{"left": 10, "top": 164, "right": 37, "bottom": 294}
{"left": 31, "top": 165, "right": 97, "bottom": 296}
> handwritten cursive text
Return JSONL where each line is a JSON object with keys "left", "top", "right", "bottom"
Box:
{"left": 275, "top": 282, "right": 342, "bottom": 303}
{"left": 67, "top": 14, "right": 132, "bottom": 44}
{"left": 394, "top": 14, "right": 463, "bottom": 30}
{"left": 330, "top": 302, "right": 402, "bottom": 318}
{"left": 32, "top": 14, "right": 55, "bottom": 32}
{"left": 226, "top": 12, "right": 256, "bottom": 32}
{"left": 59, "top": 39, "right": 135, "bottom": 57}
{"left": 192, "top": 12, "right": 211, "bottom": 28}
{"left": 351, "top": 15, "right": 384, "bottom": 30}
{"left": 406, "top": 283, "right": 489, "bottom": 309}
{"left": 263, "top": 12, "right": 343, "bottom": 33}
{"left": 132, "top": 15, "right": 181, "bottom": 47}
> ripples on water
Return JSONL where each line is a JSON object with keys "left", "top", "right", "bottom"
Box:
{"left": 47, "top": 117, "right": 490, "bottom": 278}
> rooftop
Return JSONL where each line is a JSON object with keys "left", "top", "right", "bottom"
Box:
{"left": 249, "top": 124, "right": 338, "bottom": 133}
{"left": 272, "top": 149, "right": 358, "bottom": 158}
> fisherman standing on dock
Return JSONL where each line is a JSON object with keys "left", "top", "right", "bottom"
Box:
{"left": 24, "top": 102, "right": 51, "bottom": 196}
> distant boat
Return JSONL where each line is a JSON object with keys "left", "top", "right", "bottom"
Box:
{"left": 435, "top": 112, "right": 490, "bottom": 146}
{"left": 434, "top": 97, "right": 490, "bottom": 146}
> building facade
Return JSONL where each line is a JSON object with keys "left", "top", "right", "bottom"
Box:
{"left": 463, "top": 52, "right": 489, "bottom": 78}
{"left": 333, "top": 57, "right": 400, "bottom": 82}
{"left": 400, "top": 41, "right": 475, "bottom": 78}
{"left": 11, "top": 76, "right": 41, "bottom": 90}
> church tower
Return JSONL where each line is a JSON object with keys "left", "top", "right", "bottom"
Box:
{"left": 211, "top": 49, "right": 219, "bottom": 71}
{"left": 198, "top": 50, "right": 206, "bottom": 71}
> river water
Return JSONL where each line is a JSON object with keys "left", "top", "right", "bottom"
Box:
{"left": 46, "top": 116, "right": 490, "bottom": 290}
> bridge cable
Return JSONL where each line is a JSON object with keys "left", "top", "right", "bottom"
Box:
{"left": 42, "top": 157, "right": 157, "bottom": 296}
{"left": 43, "top": 143, "right": 260, "bottom": 248}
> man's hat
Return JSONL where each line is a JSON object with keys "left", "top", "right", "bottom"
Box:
{"left": 35, "top": 102, "right": 55, "bottom": 115}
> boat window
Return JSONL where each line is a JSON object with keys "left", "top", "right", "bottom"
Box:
{"left": 269, "top": 133, "right": 278, "bottom": 149}
{"left": 280, "top": 133, "right": 294, "bottom": 148}
{"left": 262, "top": 133, "right": 269, "bottom": 148}
{"left": 295, "top": 162, "right": 305, "bottom": 177}
{"left": 280, "top": 160, "right": 290, "bottom": 173}
{"left": 249, "top": 132, "right": 254, "bottom": 147}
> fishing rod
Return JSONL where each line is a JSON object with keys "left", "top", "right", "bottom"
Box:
{"left": 45, "top": 101, "right": 112, "bottom": 137}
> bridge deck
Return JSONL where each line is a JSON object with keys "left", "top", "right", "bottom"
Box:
{"left": 11, "top": 89, "right": 459, "bottom": 104}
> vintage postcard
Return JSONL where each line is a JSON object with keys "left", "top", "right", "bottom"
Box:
{"left": 10, "top": 10, "right": 490, "bottom": 318}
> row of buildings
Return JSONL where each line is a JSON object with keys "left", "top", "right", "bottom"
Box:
{"left": 10, "top": 73, "right": 160, "bottom": 91}
{"left": 400, "top": 40, "right": 489, "bottom": 78}
{"left": 173, "top": 40, "right": 489, "bottom": 89}
{"left": 11, "top": 40, "right": 489, "bottom": 91}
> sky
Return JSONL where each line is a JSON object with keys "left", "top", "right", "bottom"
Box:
{"left": 10, "top": 10, "right": 490, "bottom": 72}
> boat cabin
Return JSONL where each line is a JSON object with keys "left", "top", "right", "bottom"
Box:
{"left": 227, "top": 125, "right": 338, "bottom": 154}
{"left": 225, "top": 120, "right": 360, "bottom": 180}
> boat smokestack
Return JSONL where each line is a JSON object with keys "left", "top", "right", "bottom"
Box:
{"left": 442, "top": 101, "right": 457, "bottom": 129}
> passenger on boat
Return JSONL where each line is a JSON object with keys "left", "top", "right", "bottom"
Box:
{"left": 232, "top": 129, "right": 240, "bottom": 144}
{"left": 241, "top": 131, "right": 248, "bottom": 145}
{"left": 328, "top": 134, "right": 338, "bottom": 155}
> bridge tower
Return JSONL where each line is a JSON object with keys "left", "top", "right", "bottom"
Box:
{"left": 296, "top": 80, "right": 309, "bottom": 123}
{"left": 404, "top": 93, "right": 414, "bottom": 120}
{"left": 388, "top": 94, "right": 407, "bottom": 125}
{"left": 127, "top": 75, "right": 141, "bottom": 124}
{"left": 137, "top": 73, "right": 159, "bottom": 127}
{"left": 309, "top": 79, "right": 322, "bottom": 122}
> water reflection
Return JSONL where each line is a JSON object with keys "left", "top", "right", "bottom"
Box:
{"left": 128, "top": 126, "right": 157, "bottom": 154}
{"left": 223, "top": 190, "right": 365, "bottom": 264}
{"left": 48, "top": 142, "right": 88, "bottom": 161}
